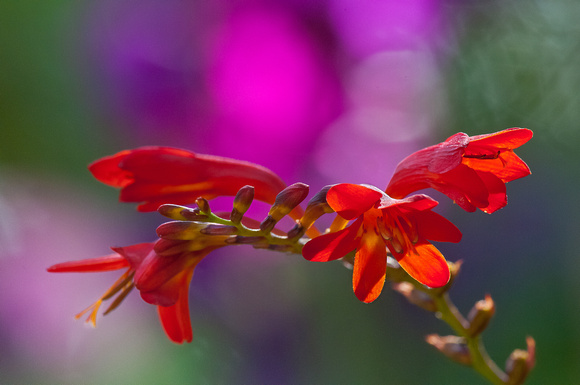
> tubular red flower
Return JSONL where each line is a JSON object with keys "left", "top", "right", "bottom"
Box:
{"left": 302, "top": 184, "right": 461, "bottom": 303}
{"left": 386, "top": 128, "right": 533, "bottom": 213}
{"left": 47, "top": 241, "right": 217, "bottom": 344}
{"left": 89, "top": 146, "right": 289, "bottom": 212}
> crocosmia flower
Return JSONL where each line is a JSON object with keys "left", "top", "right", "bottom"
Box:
{"left": 89, "top": 146, "right": 288, "bottom": 212}
{"left": 302, "top": 183, "right": 461, "bottom": 303}
{"left": 48, "top": 240, "right": 219, "bottom": 344}
{"left": 386, "top": 128, "right": 533, "bottom": 213}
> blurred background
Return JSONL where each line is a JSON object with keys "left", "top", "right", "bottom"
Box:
{"left": 1, "top": 0, "right": 579, "bottom": 384}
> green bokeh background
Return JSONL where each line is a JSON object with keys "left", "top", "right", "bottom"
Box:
{"left": 1, "top": 1, "right": 579, "bottom": 384}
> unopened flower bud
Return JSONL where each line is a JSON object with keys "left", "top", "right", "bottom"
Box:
{"left": 467, "top": 294, "right": 495, "bottom": 337}
{"left": 299, "top": 186, "right": 334, "bottom": 230}
{"left": 196, "top": 197, "right": 211, "bottom": 214}
{"left": 200, "top": 224, "right": 238, "bottom": 236}
{"left": 425, "top": 334, "right": 471, "bottom": 365}
{"left": 392, "top": 282, "right": 437, "bottom": 312}
{"left": 506, "top": 337, "right": 535, "bottom": 385}
{"left": 158, "top": 204, "right": 207, "bottom": 221}
{"left": 268, "top": 183, "right": 309, "bottom": 222}
{"left": 231, "top": 185, "right": 255, "bottom": 224}
{"left": 156, "top": 221, "right": 207, "bottom": 240}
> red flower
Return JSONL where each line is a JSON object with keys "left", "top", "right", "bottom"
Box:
{"left": 48, "top": 241, "right": 217, "bottom": 344}
{"left": 302, "top": 184, "right": 461, "bottom": 303}
{"left": 386, "top": 128, "right": 533, "bottom": 213}
{"left": 89, "top": 146, "right": 289, "bottom": 212}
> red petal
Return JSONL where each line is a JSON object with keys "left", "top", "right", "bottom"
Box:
{"left": 469, "top": 128, "right": 533, "bottom": 149}
{"left": 412, "top": 211, "right": 462, "bottom": 243}
{"left": 156, "top": 267, "right": 194, "bottom": 344}
{"left": 378, "top": 193, "right": 438, "bottom": 212}
{"left": 111, "top": 242, "right": 156, "bottom": 271}
{"left": 327, "top": 184, "right": 383, "bottom": 220}
{"left": 462, "top": 150, "right": 531, "bottom": 184}
{"left": 352, "top": 231, "right": 387, "bottom": 303}
{"left": 302, "top": 218, "right": 362, "bottom": 262}
{"left": 429, "top": 133, "right": 470, "bottom": 173}
{"left": 88, "top": 149, "right": 134, "bottom": 188}
{"left": 47, "top": 254, "right": 129, "bottom": 273}
{"left": 475, "top": 171, "right": 507, "bottom": 213}
{"left": 396, "top": 243, "right": 450, "bottom": 288}
{"left": 90, "top": 147, "right": 288, "bottom": 211}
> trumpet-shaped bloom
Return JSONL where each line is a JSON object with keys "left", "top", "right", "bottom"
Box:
{"left": 386, "top": 128, "right": 533, "bottom": 213}
{"left": 302, "top": 183, "right": 461, "bottom": 303}
{"left": 48, "top": 241, "right": 217, "bottom": 344}
{"left": 89, "top": 146, "right": 288, "bottom": 212}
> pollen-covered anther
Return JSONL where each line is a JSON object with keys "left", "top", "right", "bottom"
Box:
{"left": 376, "top": 217, "right": 393, "bottom": 240}
{"left": 390, "top": 236, "right": 404, "bottom": 254}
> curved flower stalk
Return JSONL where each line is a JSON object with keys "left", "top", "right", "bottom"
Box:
{"left": 302, "top": 183, "right": 461, "bottom": 303}
{"left": 386, "top": 128, "right": 533, "bottom": 213}
{"left": 48, "top": 128, "right": 535, "bottom": 384}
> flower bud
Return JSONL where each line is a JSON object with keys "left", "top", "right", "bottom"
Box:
{"left": 196, "top": 197, "right": 211, "bottom": 214}
{"left": 467, "top": 294, "right": 495, "bottom": 337}
{"left": 231, "top": 185, "right": 255, "bottom": 224}
{"left": 299, "top": 186, "right": 334, "bottom": 230}
{"left": 268, "top": 183, "right": 309, "bottom": 222}
{"left": 158, "top": 204, "right": 207, "bottom": 221}
{"left": 425, "top": 334, "right": 471, "bottom": 365}
{"left": 392, "top": 282, "right": 437, "bottom": 312}
{"left": 156, "top": 221, "right": 207, "bottom": 240}
{"left": 200, "top": 224, "right": 238, "bottom": 236}
{"left": 505, "top": 337, "right": 535, "bottom": 385}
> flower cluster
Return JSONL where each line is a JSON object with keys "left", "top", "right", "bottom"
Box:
{"left": 48, "top": 128, "right": 532, "bottom": 344}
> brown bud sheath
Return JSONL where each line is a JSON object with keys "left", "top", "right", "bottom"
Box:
{"left": 506, "top": 337, "right": 536, "bottom": 385}
{"left": 392, "top": 282, "right": 437, "bottom": 312}
{"left": 467, "top": 294, "right": 495, "bottom": 337}
{"left": 425, "top": 335, "right": 472, "bottom": 365}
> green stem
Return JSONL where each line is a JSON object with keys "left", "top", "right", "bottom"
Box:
{"left": 433, "top": 293, "right": 508, "bottom": 385}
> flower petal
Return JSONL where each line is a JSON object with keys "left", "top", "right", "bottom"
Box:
{"left": 89, "top": 146, "right": 288, "bottom": 212}
{"left": 396, "top": 243, "right": 450, "bottom": 288}
{"left": 156, "top": 266, "right": 195, "bottom": 344}
{"left": 302, "top": 218, "right": 362, "bottom": 262}
{"left": 47, "top": 254, "right": 129, "bottom": 273}
{"left": 352, "top": 230, "right": 387, "bottom": 303}
{"left": 327, "top": 184, "right": 383, "bottom": 220}
{"left": 412, "top": 211, "right": 462, "bottom": 243}
{"left": 468, "top": 128, "right": 533, "bottom": 149}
